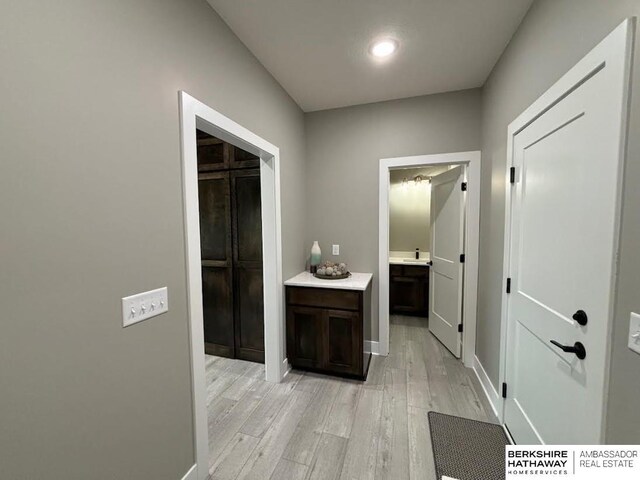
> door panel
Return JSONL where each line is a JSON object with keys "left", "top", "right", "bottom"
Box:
{"left": 233, "top": 172, "right": 263, "bottom": 263}
{"left": 198, "top": 172, "right": 231, "bottom": 262}
{"left": 324, "top": 309, "right": 360, "bottom": 374}
{"left": 230, "top": 145, "right": 260, "bottom": 169}
{"left": 231, "top": 169, "right": 264, "bottom": 362}
{"left": 202, "top": 266, "right": 234, "bottom": 357}
{"left": 198, "top": 171, "right": 234, "bottom": 358}
{"left": 287, "top": 306, "right": 324, "bottom": 369}
{"left": 429, "top": 166, "right": 465, "bottom": 357}
{"left": 234, "top": 266, "right": 265, "bottom": 362}
{"left": 504, "top": 26, "right": 630, "bottom": 444}
{"left": 197, "top": 130, "right": 230, "bottom": 171}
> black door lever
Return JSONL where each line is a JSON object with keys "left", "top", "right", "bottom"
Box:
{"left": 550, "top": 340, "right": 586, "bottom": 359}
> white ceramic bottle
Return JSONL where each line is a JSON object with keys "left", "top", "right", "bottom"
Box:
{"left": 310, "top": 241, "right": 321, "bottom": 273}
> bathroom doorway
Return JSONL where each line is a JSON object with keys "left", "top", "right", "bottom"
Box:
{"left": 378, "top": 151, "right": 480, "bottom": 367}
{"left": 388, "top": 163, "right": 467, "bottom": 356}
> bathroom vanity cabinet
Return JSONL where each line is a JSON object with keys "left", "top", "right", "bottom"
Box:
{"left": 389, "top": 264, "right": 430, "bottom": 317}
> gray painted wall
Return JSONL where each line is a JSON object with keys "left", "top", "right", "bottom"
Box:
{"left": 305, "top": 90, "right": 482, "bottom": 339}
{"left": 0, "top": 1, "right": 306, "bottom": 478}
{"left": 478, "top": 0, "right": 640, "bottom": 443}
{"left": 389, "top": 167, "right": 432, "bottom": 253}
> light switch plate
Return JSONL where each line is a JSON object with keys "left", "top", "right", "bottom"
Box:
{"left": 122, "top": 287, "right": 169, "bottom": 327}
{"left": 332, "top": 244, "right": 340, "bottom": 255}
{"left": 628, "top": 312, "right": 640, "bottom": 355}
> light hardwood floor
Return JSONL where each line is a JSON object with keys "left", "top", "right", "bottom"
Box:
{"left": 204, "top": 315, "right": 496, "bottom": 480}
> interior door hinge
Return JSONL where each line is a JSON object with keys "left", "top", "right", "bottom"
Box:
{"left": 502, "top": 382, "right": 508, "bottom": 399}
{"left": 458, "top": 324, "right": 463, "bottom": 333}
{"left": 461, "top": 182, "right": 468, "bottom": 191}
{"left": 460, "top": 254, "right": 466, "bottom": 263}
{"left": 509, "top": 167, "right": 516, "bottom": 184}
{"left": 506, "top": 277, "right": 511, "bottom": 294}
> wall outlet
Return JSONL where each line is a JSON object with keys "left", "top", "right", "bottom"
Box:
{"left": 122, "top": 287, "right": 169, "bottom": 327}
{"left": 629, "top": 312, "right": 640, "bottom": 355}
{"left": 332, "top": 244, "right": 340, "bottom": 255}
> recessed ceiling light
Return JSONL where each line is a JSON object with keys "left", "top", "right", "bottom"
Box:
{"left": 370, "top": 39, "right": 398, "bottom": 58}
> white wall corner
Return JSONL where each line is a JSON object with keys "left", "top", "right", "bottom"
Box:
{"left": 472, "top": 356, "right": 503, "bottom": 421}
{"left": 365, "top": 340, "right": 381, "bottom": 355}
{"left": 180, "top": 464, "right": 198, "bottom": 480}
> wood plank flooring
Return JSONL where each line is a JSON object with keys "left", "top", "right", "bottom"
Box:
{"left": 205, "top": 315, "right": 496, "bottom": 480}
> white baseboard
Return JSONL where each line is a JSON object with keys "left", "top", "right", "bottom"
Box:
{"left": 365, "top": 340, "right": 380, "bottom": 355}
{"left": 472, "top": 355, "right": 502, "bottom": 420}
{"left": 180, "top": 464, "right": 197, "bottom": 480}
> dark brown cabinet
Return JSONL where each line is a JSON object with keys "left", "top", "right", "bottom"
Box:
{"left": 389, "top": 264, "right": 429, "bottom": 316}
{"left": 197, "top": 130, "right": 264, "bottom": 363}
{"left": 286, "top": 284, "right": 371, "bottom": 380}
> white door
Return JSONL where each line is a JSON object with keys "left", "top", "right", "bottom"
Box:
{"left": 429, "top": 166, "right": 466, "bottom": 357}
{"left": 503, "top": 21, "right": 631, "bottom": 444}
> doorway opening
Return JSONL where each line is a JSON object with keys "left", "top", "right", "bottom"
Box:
{"left": 179, "top": 91, "right": 285, "bottom": 480}
{"left": 196, "top": 129, "right": 266, "bottom": 364}
{"left": 379, "top": 151, "right": 481, "bottom": 367}
{"left": 388, "top": 163, "right": 465, "bottom": 355}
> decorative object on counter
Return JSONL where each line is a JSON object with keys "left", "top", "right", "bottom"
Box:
{"left": 310, "top": 241, "right": 322, "bottom": 273}
{"left": 314, "top": 261, "right": 350, "bottom": 279}
{"left": 416, "top": 248, "right": 420, "bottom": 259}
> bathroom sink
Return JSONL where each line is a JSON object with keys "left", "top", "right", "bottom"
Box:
{"left": 403, "top": 258, "right": 428, "bottom": 264}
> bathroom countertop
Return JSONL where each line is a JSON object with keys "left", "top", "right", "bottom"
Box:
{"left": 284, "top": 271, "right": 373, "bottom": 291}
{"left": 389, "top": 256, "right": 431, "bottom": 267}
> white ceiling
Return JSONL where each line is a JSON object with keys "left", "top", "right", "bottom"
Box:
{"left": 207, "top": 0, "right": 534, "bottom": 112}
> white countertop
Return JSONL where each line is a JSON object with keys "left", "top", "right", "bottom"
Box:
{"left": 284, "top": 271, "right": 373, "bottom": 291}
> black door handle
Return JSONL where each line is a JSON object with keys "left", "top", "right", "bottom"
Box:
{"left": 427, "top": 261, "right": 433, "bottom": 266}
{"left": 550, "top": 340, "right": 586, "bottom": 359}
{"left": 572, "top": 310, "right": 588, "bottom": 326}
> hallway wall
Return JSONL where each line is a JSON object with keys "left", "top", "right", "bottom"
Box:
{"left": 304, "top": 89, "right": 482, "bottom": 339}
{"left": 478, "top": 0, "right": 640, "bottom": 443}
{"left": 0, "top": 1, "right": 306, "bottom": 478}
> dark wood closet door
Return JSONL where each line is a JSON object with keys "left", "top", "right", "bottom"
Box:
{"left": 198, "top": 171, "right": 235, "bottom": 358}
{"left": 231, "top": 169, "right": 265, "bottom": 363}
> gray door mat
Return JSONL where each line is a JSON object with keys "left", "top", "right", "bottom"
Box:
{"left": 428, "top": 411, "right": 511, "bottom": 480}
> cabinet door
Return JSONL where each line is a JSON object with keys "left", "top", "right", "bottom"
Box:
{"left": 231, "top": 169, "right": 265, "bottom": 362}
{"left": 198, "top": 171, "right": 234, "bottom": 357}
{"left": 323, "top": 309, "right": 361, "bottom": 375}
{"left": 390, "top": 276, "right": 420, "bottom": 313}
{"left": 287, "top": 306, "right": 324, "bottom": 369}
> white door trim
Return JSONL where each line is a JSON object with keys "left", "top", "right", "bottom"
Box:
{"left": 378, "top": 151, "right": 481, "bottom": 367}
{"left": 497, "top": 19, "right": 633, "bottom": 432}
{"left": 178, "top": 91, "right": 285, "bottom": 480}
